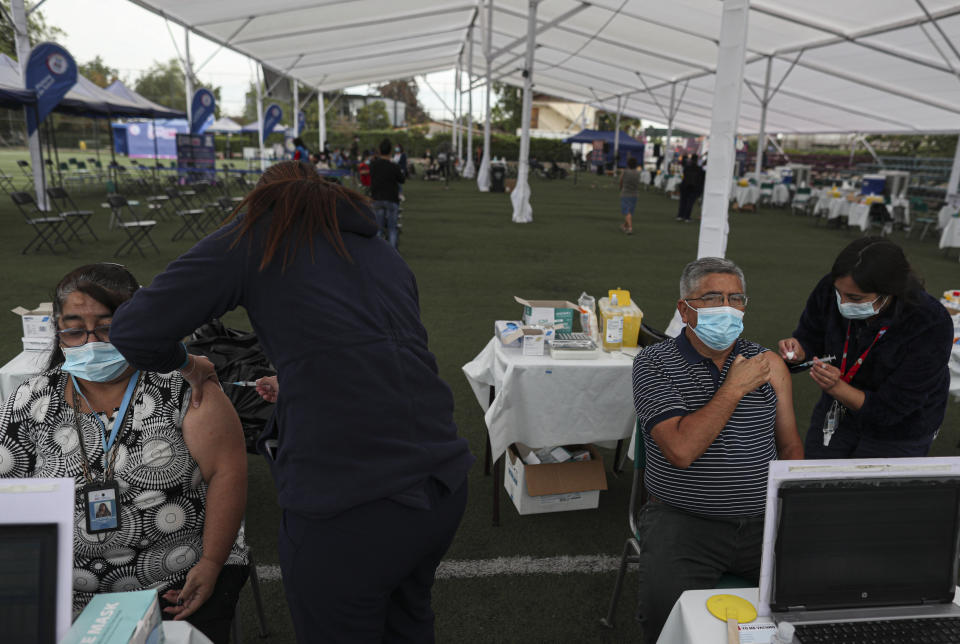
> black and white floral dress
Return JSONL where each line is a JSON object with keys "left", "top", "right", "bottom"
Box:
{"left": 0, "top": 368, "right": 248, "bottom": 612}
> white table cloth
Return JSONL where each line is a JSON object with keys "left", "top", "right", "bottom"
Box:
{"left": 813, "top": 193, "right": 833, "bottom": 216}
{"left": 641, "top": 170, "right": 652, "bottom": 184}
{"left": 735, "top": 185, "right": 759, "bottom": 208}
{"left": 826, "top": 197, "right": 852, "bottom": 220}
{"left": 0, "top": 349, "right": 51, "bottom": 403}
{"left": 462, "top": 338, "right": 635, "bottom": 462}
{"left": 665, "top": 176, "right": 681, "bottom": 193}
{"left": 846, "top": 202, "right": 871, "bottom": 231}
{"left": 940, "top": 218, "right": 960, "bottom": 252}
{"left": 654, "top": 173, "right": 666, "bottom": 189}
{"left": 658, "top": 588, "right": 771, "bottom": 644}
{"left": 771, "top": 183, "right": 790, "bottom": 206}
{"left": 939, "top": 205, "right": 958, "bottom": 230}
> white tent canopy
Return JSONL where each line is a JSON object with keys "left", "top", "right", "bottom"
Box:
{"left": 129, "top": 0, "right": 960, "bottom": 135}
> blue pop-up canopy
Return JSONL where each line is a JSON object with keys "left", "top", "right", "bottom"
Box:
{"left": 563, "top": 129, "right": 645, "bottom": 168}
{"left": 112, "top": 119, "right": 187, "bottom": 159}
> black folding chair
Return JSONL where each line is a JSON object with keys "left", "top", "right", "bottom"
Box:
{"left": 105, "top": 194, "right": 159, "bottom": 257}
{"left": 0, "top": 169, "right": 17, "bottom": 195}
{"left": 10, "top": 191, "right": 71, "bottom": 254}
{"left": 47, "top": 186, "right": 98, "bottom": 241}
{"left": 164, "top": 187, "right": 207, "bottom": 241}
{"left": 17, "top": 159, "right": 31, "bottom": 180}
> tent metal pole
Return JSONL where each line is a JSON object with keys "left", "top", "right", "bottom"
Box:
{"left": 613, "top": 95, "right": 622, "bottom": 172}
{"left": 464, "top": 23, "right": 476, "bottom": 179}
{"left": 457, "top": 65, "right": 464, "bottom": 165}
{"left": 49, "top": 117, "right": 63, "bottom": 187}
{"left": 318, "top": 90, "right": 326, "bottom": 153}
{"left": 664, "top": 82, "right": 675, "bottom": 171}
{"left": 11, "top": 0, "right": 48, "bottom": 209}
{"left": 292, "top": 78, "right": 299, "bottom": 137}
{"left": 95, "top": 117, "right": 101, "bottom": 165}
{"left": 152, "top": 119, "right": 159, "bottom": 184}
{"left": 184, "top": 27, "right": 195, "bottom": 126}
{"left": 948, "top": 134, "right": 960, "bottom": 207}
{"left": 478, "top": 0, "right": 493, "bottom": 192}
{"left": 256, "top": 64, "right": 265, "bottom": 172}
{"left": 510, "top": 0, "right": 538, "bottom": 224}
{"left": 754, "top": 56, "right": 772, "bottom": 179}
{"left": 452, "top": 59, "right": 460, "bottom": 161}
{"left": 696, "top": 0, "right": 750, "bottom": 259}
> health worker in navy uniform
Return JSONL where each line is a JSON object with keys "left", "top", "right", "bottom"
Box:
{"left": 778, "top": 238, "right": 954, "bottom": 458}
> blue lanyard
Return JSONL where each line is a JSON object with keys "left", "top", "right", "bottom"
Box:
{"left": 71, "top": 372, "right": 140, "bottom": 463}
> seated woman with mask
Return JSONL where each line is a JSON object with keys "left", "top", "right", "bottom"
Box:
{"left": 0, "top": 263, "right": 248, "bottom": 644}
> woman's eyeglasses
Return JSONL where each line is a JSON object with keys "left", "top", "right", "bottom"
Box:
{"left": 58, "top": 325, "right": 111, "bottom": 347}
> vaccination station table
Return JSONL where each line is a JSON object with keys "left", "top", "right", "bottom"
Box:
{"left": 462, "top": 337, "right": 636, "bottom": 525}
{"left": 658, "top": 587, "right": 960, "bottom": 644}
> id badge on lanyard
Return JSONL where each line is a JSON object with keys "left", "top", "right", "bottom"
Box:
{"left": 822, "top": 400, "right": 842, "bottom": 446}
{"left": 83, "top": 480, "right": 121, "bottom": 534}
{"left": 72, "top": 372, "right": 139, "bottom": 535}
{"left": 821, "top": 323, "right": 888, "bottom": 447}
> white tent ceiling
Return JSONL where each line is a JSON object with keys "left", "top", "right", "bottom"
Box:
{"left": 129, "top": 0, "right": 960, "bottom": 134}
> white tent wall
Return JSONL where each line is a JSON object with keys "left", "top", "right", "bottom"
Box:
{"left": 463, "top": 22, "right": 477, "bottom": 179}
{"left": 477, "top": 0, "right": 493, "bottom": 192}
{"left": 510, "top": 0, "right": 537, "bottom": 224}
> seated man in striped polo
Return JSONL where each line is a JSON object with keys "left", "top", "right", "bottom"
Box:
{"left": 632, "top": 257, "right": 804, "bottom": 644}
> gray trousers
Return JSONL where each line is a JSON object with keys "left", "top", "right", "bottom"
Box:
{"left": 635, "top": 500, "right": 764, "bottom": 644}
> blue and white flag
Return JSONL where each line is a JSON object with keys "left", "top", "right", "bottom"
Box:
{"left": 25, "top": 42, "right": 77, "bottom": 135}
{"left": 262, "top": 103, "right": 283, "bottom": 143}
{"left": 297, "top": 110, "right": 306, "bottom": 136}
{"left": 190, "top": 88, "right": 216, "bottom": 135}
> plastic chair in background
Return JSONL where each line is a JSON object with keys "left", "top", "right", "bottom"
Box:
{"left": 791, "top": 187, "right": 812, "bottom": 216}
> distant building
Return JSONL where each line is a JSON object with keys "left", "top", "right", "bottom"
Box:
{"left": 334, "top": 94, "right": 407, "bottom": 127}
{"left": 523, "top": 95, "right": 598, "bottom": 139}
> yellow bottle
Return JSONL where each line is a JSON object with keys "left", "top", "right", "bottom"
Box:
{"left": 601, "top": 288, "right": 644, "bottom": 349}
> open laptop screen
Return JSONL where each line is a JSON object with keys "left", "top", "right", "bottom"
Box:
{"left": 772, "top": 477, "right": 960, "bottom": 612}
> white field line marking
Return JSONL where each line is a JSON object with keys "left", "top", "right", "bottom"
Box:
{"left": 254, "top": 554, "right": 622, "bottom": 582}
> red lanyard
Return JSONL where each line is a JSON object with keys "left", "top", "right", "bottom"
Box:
{"left": 839, "top": 322, "right": 888, "bottom": 383}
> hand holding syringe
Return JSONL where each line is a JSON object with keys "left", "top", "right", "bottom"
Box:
{"left": 223, "top": 377, "right": 279, "bottom": 403}
{"left": 796, "top": 355, "right": 836, "bottom": 369}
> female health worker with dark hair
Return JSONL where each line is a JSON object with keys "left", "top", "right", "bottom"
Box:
{"left": 109, "top": 161, "right": 474, "bottom": 643}
{"left": 777, "top": 237, "right": 953, "bottom": 458}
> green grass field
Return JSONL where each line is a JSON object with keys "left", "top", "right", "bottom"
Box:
{"left": 1, "top": 149, "right": 958, "bottom": 642}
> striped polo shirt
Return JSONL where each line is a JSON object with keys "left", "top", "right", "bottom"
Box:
{"left": 632, "top": 330, "right": 778, "bottom": 517}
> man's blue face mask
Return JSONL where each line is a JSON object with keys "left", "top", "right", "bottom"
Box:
{"left": 687, "top": 304, "right": 744, "bottom": 351}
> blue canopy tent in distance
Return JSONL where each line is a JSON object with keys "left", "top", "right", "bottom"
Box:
{"left": 563, "top": 129, "right": 645, "bottom": 170}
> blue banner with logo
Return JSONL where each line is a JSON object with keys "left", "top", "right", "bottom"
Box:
{"left": 262, "top": 103, "right": 283, "bottom": 143}
{"left": 190, "top": 88, "right": 216, "bottom": 135}
{"left": 297, "top": 110, "right": 306, "bottom": 136}
{"left": 25, "top": 42, "right": 78, "bottom": 135}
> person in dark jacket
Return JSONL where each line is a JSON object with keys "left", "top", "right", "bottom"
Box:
{"left": 370, "top": 137, "right": 405, "bottom": 249}
{"left": 778, "top": 237, "right": 953, "bottom": 458}
{"left": 110, "top": 160, "right": 474, "bottom": 643}
{"left": 676, "top": 154, "right": 704, "bottom": 222}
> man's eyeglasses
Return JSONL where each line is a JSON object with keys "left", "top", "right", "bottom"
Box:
{"left": 58, "top": 325, "right": 111, "bottom": 347}
{"left": 684, "top": 293, "right": 748, "bottom": 308}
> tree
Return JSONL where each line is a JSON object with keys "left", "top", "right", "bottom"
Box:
{"left": 135, "top": 58, "right": 222, "bottom": 116}
{"left": 596, "top": 111, "right": 642, "bottom": 134}
{"left": 491, "top": 82, "right": 522, "bottom": 132}
{"left": 356, "top": 100, "right": 390, "bottom": 129}
{"left": 79, "top": 56, "right": 118, "bottom": 88}
{"left": 376, "top": 78, "right": 427, "bottom": 124}
{"left": 0, "top": 0, "right": 66, "bottom": 59}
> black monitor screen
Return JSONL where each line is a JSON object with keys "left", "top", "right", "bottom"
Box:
{"left": 0, "top": 523, "right": 58, "bottom": 644}
{"left": 773, "top": 477, "right": 960, "bottom": 612}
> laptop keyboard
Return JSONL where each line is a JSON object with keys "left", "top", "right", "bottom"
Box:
{"left": 794, "top": 617, "right": 960, "bottom": 643}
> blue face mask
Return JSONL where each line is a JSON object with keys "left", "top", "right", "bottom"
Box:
{"left": 689, "top": 305, "right": 744, "bottom": 351}
{"left": 62, "top": 342, "right": 129, "bottom": 382}
{"left": 835, "top": 290, "right": 884, "bottom": 320}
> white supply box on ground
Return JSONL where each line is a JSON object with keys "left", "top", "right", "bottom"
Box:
{"left": 504, "top": 443, "right": 608, "bottom": 515}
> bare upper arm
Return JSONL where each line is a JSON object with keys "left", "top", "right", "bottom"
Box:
{"left": 181, "top": 380, "right": 246, "bottom": 483}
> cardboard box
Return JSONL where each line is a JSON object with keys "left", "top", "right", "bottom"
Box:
{"left": 504, "top": 443, "right": 608, "bottom": 515}
{"left": 22, "top": 336, "right": 53, "bottom": 352}
{"left": 12, "top": 303, "right": 55, "bottom": 338}
{"left": 514, "top": 297, "right": 579, "bottom": 333}
{"left": 495, "top": 320, "right": 524, "bottom": 348}
{"left": 61, "top": 588, "right": 164, "bottom": 644}
{"left": 521, "top": 328, "right": 545, "bottom": 356}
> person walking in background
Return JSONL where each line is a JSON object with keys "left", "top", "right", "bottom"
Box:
{"left": 371, "top": 138, "right": 405, "bottom": 249}
{"left": 676, "top": 154, "right": 704, "bottom": 222}
{"left": 291, "top": 137, "right": 310, "bottom": 162}
{"left": 393, "top": 143, "right": 408, "bottom": 202}
{"left": 619, "top": 156, "right": 640, "bottom": 235}
{"left": 109, "top": 161, "right": 474, "bottom": 643}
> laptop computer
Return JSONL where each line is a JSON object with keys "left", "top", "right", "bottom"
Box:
{"left": 769, "top": 475, "right": 960, "bottom": 635}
